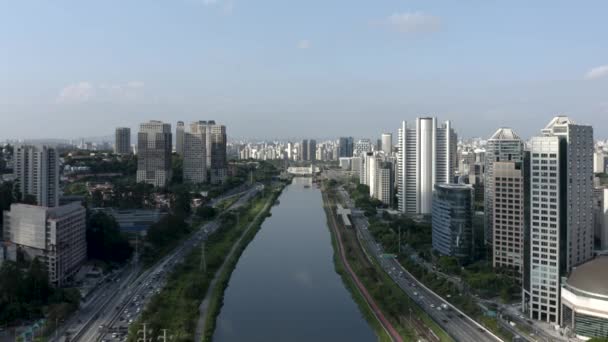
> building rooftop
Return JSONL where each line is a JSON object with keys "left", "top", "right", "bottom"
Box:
{"left": 489, "top": 127, "right": 521, "bottom": 140}
{"left": 566, "top": 256, "right": 608, "bottom": 296}
{"left": 436, "top": 183, "right": 473, "bottom": 191}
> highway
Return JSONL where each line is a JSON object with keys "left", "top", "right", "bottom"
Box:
{"left": 337, "top": 187, "right": 504, "bottom": 342}
{"left": 52, "top": 184, "right": 262, "bottom": 342}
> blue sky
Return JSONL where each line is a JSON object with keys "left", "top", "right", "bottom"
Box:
{"left": 1, "top": 0, "right": 608, "bottom": 140}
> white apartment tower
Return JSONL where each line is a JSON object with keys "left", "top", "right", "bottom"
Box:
{"left": 136, "top": 120, "right": 172, "bottom": 187}
{"left": 381, "top": 133, "right": 393, "bottom": 155}
{"left": 527, "top": 116, "right": 594, "bottom": 324}
{"left": 14, "top": 145, "right": 59, "bottom": 207}
{"left": 397, "top": 117, "right": 457, "bottom": 215}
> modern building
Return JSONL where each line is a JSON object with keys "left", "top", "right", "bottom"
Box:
{"left": 136, "top": 120, "right": 172, "bottom": 187}
{"left": 484, "top": 128, "right": 524, "bottom": 245}
{"left": 381, "top": 133, "right": 393, "bottom": 155}
{"left": 308, "top": 139, "right": 317, "bottom": 162}
{"left": 175, "top": 121, "right": 185, "bottom": 156}
{"left": 300, "top": 139, "right": 309, "bottom": 161}
{"left": 3, "top": 202, "right": 87, "bottom": 287}
{"left": 492, "top": 161, "right": 525, "bottom": 280}
{"left": 339, "top": 137, "right": 354, "bottom": 158}
{"left": 593, "top": 187, "right": 608, "bottom": 251}
{"left": 594, "top": 151, "right": 606, "bottom": 174}
{"left": 14, "top": 145, "right": 59, "bottom": 207}
{"left": 354, "top": 139, "right": 372, "bottom": 156}
{"left": 114, "top": 127, "right": 131, "bottom": 155}
{"left": 526, "top": 116, "right": 594, "bottom": 324}
{"left": 561, "top": 256, "right": 608, "bottom": 340}
{"left": 183, "top": 125, "right": 207, "bottom": 184}
{"left": 339, "top": 157, "right": 351, "bottom": 170}
{"left": 206, "top": 122, "right": 227, "bottom": 184}
{"left": 374, "top": 161, "right": 395, "bottom": 206}
{"left": 397, "top": 117, "right": 457, "bottom": 215}
{"left": 431, "top": 183, "right": 474, "bottom": 263}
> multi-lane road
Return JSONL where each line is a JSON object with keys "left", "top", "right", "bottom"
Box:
{"left": 52, "top": 184, "right": 262, "bottom": 342}
{"left": 337, "top": 187, "right": 505, "bottom": 342}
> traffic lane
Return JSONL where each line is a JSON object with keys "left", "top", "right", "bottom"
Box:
{"left": 353, "top": 217, "right": 497, "bottom": 342}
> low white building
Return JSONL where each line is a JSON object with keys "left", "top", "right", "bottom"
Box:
{"left": 561, "top": 256, "right": 608, "bottom": 340}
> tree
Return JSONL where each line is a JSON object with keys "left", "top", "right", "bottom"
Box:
{"left": 196, "top": 206, "right": 217, "bottom": 220}
{"left": 87, "top": 211, "right": 133, "bottom": 263}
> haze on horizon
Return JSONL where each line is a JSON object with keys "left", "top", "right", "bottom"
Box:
{"left": 1, "top": 0, "right": 608, "bottom": 140}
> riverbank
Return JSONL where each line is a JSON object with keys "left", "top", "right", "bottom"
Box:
{"left": 197, "top": 183, "right": 284, "bottom": 342}
{"left": 322, "top": 185, "right": 453, "bottom": 342}
{"left": 126, "top": 184, "right": 284, "bottom": 341}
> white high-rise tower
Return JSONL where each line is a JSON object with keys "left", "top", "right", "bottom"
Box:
{"left": 397, "top": 117, "right": 457, "bottom": 215}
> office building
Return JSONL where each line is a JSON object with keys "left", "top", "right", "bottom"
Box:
{"left": 339, "top": 137, "right": 354, "bottom": 158}
{"left": 14, "top": 145, "right": 59, "bottom": 207}
{"left": 183, "top": 125, "right": 207, "bottom": 184}
{"left": 354, "top": 139, "right": 372, "bottom": 156}
{"left": 374, "top": 161, "right": 395, "bottom": 206}
{"left": 381, "top": 133, "right": 393, "bottom": 155}
{"left": 397, "top": 117, "right": 457, "bottom": 215}
{"left": 176, "top": 121, "right": 185, "bottom": 156}
{"left": 526, "top": 116, "right": 594, "bottom": 324}
{"left": 136, "top": 120, "right": 172, "bottom": 187}
{"left": 114, "top": 127, "right": 131, "bottom": 155}
{"left": 431, "top": 183, "right": 474, "bottom": 263}
{"left": 3, "top": 202, "right": 87, "bottom": 286}
{"left": 594, "top": 187, "right": 608, "bottom": 250}
{"left": 492, "top": 161, "right": 525, "bottom": 280}
{"left": 594, "top": 151, "right": 606, "bottom": 174}
{"left": 300, "top": 140, "right": 309, "bottom": 161}
{"left": 206, "top": 122, "right": 227, "bottom": 184}
{"left": 308, "top": 139, "right": 317, "bottom": 162}
{"left": 484, "top": 128, "right": 524, "bottom": 245}
{"left": 561, "top": 256, "right": 608, "bottom": 340}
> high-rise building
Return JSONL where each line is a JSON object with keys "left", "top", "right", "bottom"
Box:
{"left": 287, "top": 142, "right": 293, "bottom": 160}
{"left": 136, "top": 120, "right": 172, "bottom": 187}
{"left": 484, "top": 128, "right": 524, "bottom": 245}
{"left": 492, "top": 161, "right": 525, "bottom": 280}
{"left": 397, "top": 117, "right": 457, "bottom": 215}
{"left": 308, "top": 139, "right": 317, "bottom": 162}
{"left": 594, "top": 151, "right": 606, "bottom": 173}
{"left": 431, "top": 183, "right": 474, "bottom": 263}
{"left": 189, "top": 121, "right": 226, "bottom": 182}
{"left": 354, "top": 139, "right": 372, "bottom": 156}
{"left": 300, "top": 139, "right": 309, "bottom": 161}
{"left": 3, "top": 202, "right": 87, "bottom": 286}
{"left": 526, "top": 116, "right": 594, "bottom": 324}
{"left": 374, "top": 161, "right": 395, "bottom": 206}
{"left": 381, "top": 133, "right": 393, "bottom": 155}
{"left": 339, "top": 137, "right": 354, "bottom": 158}
{"left": 14, "top": 145, "right": 59, "bottom": 207}
{"left": 176, "top": 121, "right": 185, "bottom": 156}
{"left": 114, "top": 127, "right": 131, "bottom": 155}
{"left": 593, "top": 187, "right": 608, "bottom": 250}
{"left": 183, "top": 124, "right": 206, "bottom": 184}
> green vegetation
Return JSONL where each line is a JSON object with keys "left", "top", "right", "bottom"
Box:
{"left": 63, "top": 153, "right": 137, "bottom": 175}
{"left": 0, "top": 259, "right": 80, "bottom": 331}
{"left": 127, "top": 187, "right": 281, "bottom": 342}
{"left": 202, "top": 186, "right": 283, "bottom": 341}
{"left": 87, "top": 211, "right": 133, "bottom": 264}
{"left": 141, "top": 214, "right": 192, "bottom": 267}
{"left": 323, "top": 186, "right": 452, "bottom": 342}
{"left": 196, "top": 206, "right": 217, "bottom": 220}
{"left": 63, "top": 181, "right": 88, "bottom": 195}
{"left": 348, "top": 184, "right": 383, "bottom": 217}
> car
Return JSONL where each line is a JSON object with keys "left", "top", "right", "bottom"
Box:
{"left": 442, "top": 319, "right": 449, "bottom": 323}
{"left": 430, "top": 304, "right": 435, "bottom": 308}
{"left": 478, "top": 328, "right": 485, "bottom": 333}
{"left": 413, "top": 292, "right": 418, "bottom": 296}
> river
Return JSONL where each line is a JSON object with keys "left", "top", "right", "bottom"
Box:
{"left": 212, "top": 177, "right": 375, "bottom": 342}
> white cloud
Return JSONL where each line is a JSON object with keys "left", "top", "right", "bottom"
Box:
{"left": 382, "top": 12, "right": 441, "bottom": 34}
{"left": 56, "top": 81, "right": 144, "bottom": 104}
{"left": 584, "top": 65, "right": 608, "bottom": 80}
{"left": 56, "top": 82, "right": 95, "bottom": 104}
{"left": 297, "top": 39, "right": 311, "bottom": 49}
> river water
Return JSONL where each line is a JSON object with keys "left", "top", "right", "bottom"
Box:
{"left": 213, "top": 177, "right": 375, "bottom": 342}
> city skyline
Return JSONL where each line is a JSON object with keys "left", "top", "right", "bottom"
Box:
{"left": 2, "top": 1, "right": 608, "bottom": 140}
